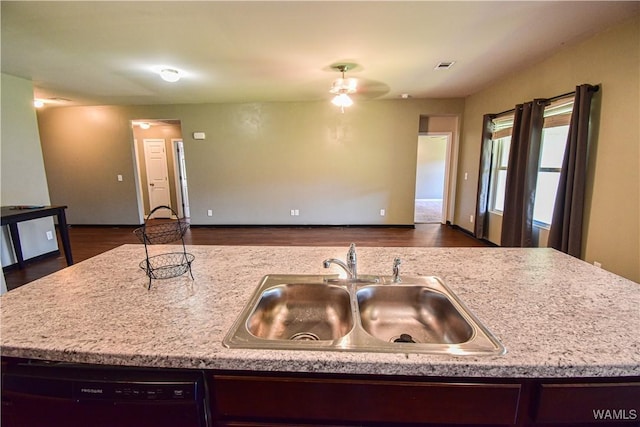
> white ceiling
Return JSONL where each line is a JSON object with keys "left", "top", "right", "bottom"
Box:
{"left": 2, "top": 1, "right": 638, "bottom": 107}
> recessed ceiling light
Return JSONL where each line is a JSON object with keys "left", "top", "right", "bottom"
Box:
{"left": 159, "top": 68, "right": 181, "bottom": 83}
{"left": 33, "top": 99, "right": 45, "bottom": 108}
{"left": 401, "top": 93, "right": 411, "bottom": 99}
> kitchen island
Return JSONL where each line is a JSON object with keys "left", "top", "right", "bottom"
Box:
{"left": 2, "top": 244, "right": 639, "bottom": 426}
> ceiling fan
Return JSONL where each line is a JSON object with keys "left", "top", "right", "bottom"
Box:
{"left": 329, "top": 64, "right": 357, "bottom": 112}
{"left": 328, "top": 63, "right": 390, "bottom": 111}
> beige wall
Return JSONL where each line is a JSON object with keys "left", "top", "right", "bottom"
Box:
{"left": 1, "top": 73, "right": 58, "bottom": 267}
{"left": 37, "top": 106, "right": 142, "bottom": 224}
{"left": 37, "top": 98, "right": 465, "bottom": 226}
{"left": 458, "top": 16, "right": 640, "bottom": 282}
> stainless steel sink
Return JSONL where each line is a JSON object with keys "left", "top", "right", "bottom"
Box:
{"left": 223, "top": 274, "right": 505, "bottom": 355}
{"left": 357, "top": 285, "right": 474, "bottom": 345}
{"left": 246, "top": 283, "right": 353, "bottom": 341}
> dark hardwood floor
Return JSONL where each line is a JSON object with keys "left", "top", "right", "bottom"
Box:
{"left": 3, "top": 223, "right": 487, "bottom": 291}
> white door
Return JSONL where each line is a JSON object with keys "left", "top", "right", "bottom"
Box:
{"left": 143, "top": 139, "right": 171, "bottom": 218}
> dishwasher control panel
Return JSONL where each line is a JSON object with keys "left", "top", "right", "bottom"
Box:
{"left": 76, "top": 381, "right": 196, "bottom": 401}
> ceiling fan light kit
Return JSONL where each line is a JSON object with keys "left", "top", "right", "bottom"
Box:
{"left": 330, "top": 64, "right": 357, "bottom": 112}
{"left": 331, "top": 93, "right": 354, "bottom": 108}
{"left": 330, "top": 78, "right": 358, "bottom": 94}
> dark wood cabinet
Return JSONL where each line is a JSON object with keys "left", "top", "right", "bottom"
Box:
{"left": 212, "top": 373, "right": 521, "bottom": 425}
{"left": 210, "top": 372, "right": 640, "bottom": 427}
{"left": 534, "top": 382, "right": 640, "bottom": 425}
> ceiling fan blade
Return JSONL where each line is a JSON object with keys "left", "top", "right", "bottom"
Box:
{"left": 352, "top": 77, "right": 390, "bottom": 100}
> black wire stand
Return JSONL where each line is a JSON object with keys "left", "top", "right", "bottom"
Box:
{"left": 134, "top": 205, "right": 194, "bottom": 289}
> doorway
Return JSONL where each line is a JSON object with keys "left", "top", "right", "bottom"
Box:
{"left": 131, "top": 120, "right": 189, "bottom": 221}
{"left": 415, "top": 133, "right": 451, "bottom": 224}
{"left": 172, "top": 139, "right": 191, "bottom": 218}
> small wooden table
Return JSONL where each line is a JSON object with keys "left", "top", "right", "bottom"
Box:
{"left": 1, "top": 205, "right": 73, "bottom": 268}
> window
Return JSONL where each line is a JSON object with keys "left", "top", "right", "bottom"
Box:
{"left": 490, "top": 136, "right": 510, "bottom": 212}
{"left": 489, "top": 97, "right": 574, "bottom": 226}
{"left": 488, "top": 114, "right": 514, "bottom": 213}
{"left": 533, "top": 125, "right": 569, "bottom": 224}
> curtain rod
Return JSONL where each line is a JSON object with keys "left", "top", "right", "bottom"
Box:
{"left": 494, "top": 108, "right": 515, "bottom": 117}
{"left": 492, "top": 84, "right": 600, "bottom": 117}
{"left": 547, "top": 90, "right": 575, "bottom": 103}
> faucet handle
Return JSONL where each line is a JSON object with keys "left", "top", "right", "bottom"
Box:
{"left": 392, "top": 257, "right": 402, "bottom": 283}
{"left": 347, "top": 243, "right": 357, "bottom": 260}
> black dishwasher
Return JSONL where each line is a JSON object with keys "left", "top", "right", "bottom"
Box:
{"left": 1, "top": 360, "right": 209, "bottom": 427}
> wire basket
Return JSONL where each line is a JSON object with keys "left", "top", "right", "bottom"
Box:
{"left": 134, "top": 219, "right": 189, "bottom": 244}
{"left": 139, "top": 252, "right": 195, "bottom": 280}
{"left": 134, "top": 205, "right": 189, "bottom": 244}
{"left": 135, "top": 205, "right": 194, "bottom": 289}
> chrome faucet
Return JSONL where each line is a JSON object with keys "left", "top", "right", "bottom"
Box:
{"left": 323, "top": 243, "right": 358, "bottom": 280}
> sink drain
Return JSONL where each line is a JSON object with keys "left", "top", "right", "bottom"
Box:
{"left": 392, "top": 333, "right": 417, "bottom": 343}
{"left": 290, "top": 332, "right": 320, "bottom": 341}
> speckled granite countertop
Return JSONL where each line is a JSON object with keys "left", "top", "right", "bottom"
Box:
{"left": 2, "top": 245, "right": 639, "bottom": 378}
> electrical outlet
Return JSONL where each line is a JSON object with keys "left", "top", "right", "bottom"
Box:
{"left": 464, "top": 172, "right": 468, "bottom": 181}
{"left": 207, "top": 209, "right": 213, "bottom": 217}
{"left": 290, "top": 209, "right": 295, "bottom": 216}
{"left": 294, "top": 209, "right": 299, "bottom": 216}
{"left": 117, "top": 174, "right": 123, "bottom": 182}
{"left": 46, "top": 230, "right": 54, "bottom": 240}
{"left": 380, "top": 209, "right": 386, "bottom": 216}
{"left": 594, "top": 261, "right": 602, "bottom": 268}
{"left": 470, "top": 214, "right": 474, "bottom": 223}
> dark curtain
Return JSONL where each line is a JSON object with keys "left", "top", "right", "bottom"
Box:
{"left": 500, "top": 100, "right": 546, "bottom": 247}
{"left": 474, "top": 114, "right": 495, "bottom": 239}
{"left": 548, "top": 84, "right": 598, "bottom": 257}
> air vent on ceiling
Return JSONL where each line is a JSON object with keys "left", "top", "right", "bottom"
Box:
{"left": 434, "top": 61, "right": 455, "bottom": 70}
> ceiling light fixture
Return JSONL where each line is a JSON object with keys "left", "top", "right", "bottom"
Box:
{"left": 159, "top": 68, "right": 181, "bottom": 83}
{"left": 132, "top": 121, "right": 152, "bottom": 129}
{"left": 330, "top": 65, "right": 357, "bottom": 113}
{"left": 331, "top": 93, "right": 354, "bottom": 108}
{"left": 33, "top": 97, "right": 72, "bottom": 108}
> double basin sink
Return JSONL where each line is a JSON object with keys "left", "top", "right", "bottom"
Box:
{"left": 223, "top": 274, "right": 505, "bottom": 356}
